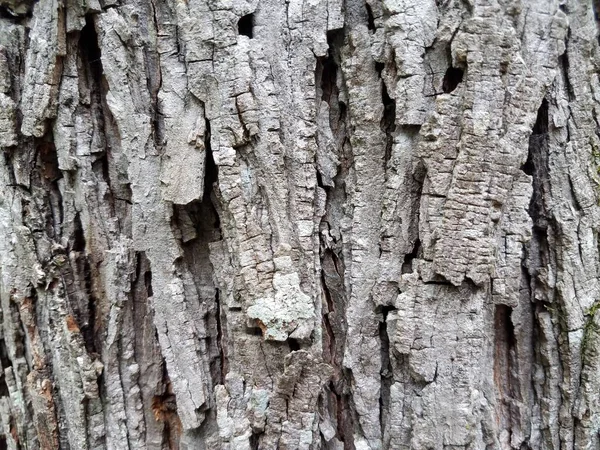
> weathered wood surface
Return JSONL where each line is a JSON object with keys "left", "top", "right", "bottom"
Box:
{"left": 1, "top": 0, "right": 600, "bottom": 448}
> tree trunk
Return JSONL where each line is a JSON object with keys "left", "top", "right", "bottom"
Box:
{"left": 0, "top": 0, "right": 598, "bottom": 448}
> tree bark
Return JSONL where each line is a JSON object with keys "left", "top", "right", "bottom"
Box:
{"left": 0, "top": 0, "right": 599, "bottom": 448}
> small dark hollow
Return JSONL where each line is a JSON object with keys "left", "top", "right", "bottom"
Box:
{"left": 494, "top": 304, "right": 516, "bottom": 349}
{"left": 442, "top": 66, "right": 464, "bottom": 93}
{"left": 0, "top": 378, "right": 7, "bottom": 398}
{"left": 0, "top": 435, "right": 6, "bottom": 450}
{"left": 238, "top": 13, "right": 254, "bottom": 38}
{"left": 79, "top": 15, "right": 103, "bottom": 83}
{"left": 288, "top": 338, "right": 301, "bottom": 351}
{"left": 401, "top": 239, "right": 421, "bottom": 274}
{"left": 245, "top": 326, "right": 263, "bottom": 336}
{"left": 72, "top": 212, "right": 86, "bottom": 252}
{"left": 532, "top": 98, "right": 549, "bottom": 135}
{"left": 365, "top": 3, "right": 376, "bottom": 32}
{"left": 145, "top": 270, "right": 153, "bottom": 298}
{"left": 250, "top": 431, "right": 261, "bottom": 450}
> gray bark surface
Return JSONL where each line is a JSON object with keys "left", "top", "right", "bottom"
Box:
{"left": 0, "top": 0, "right": 599, "bottom": 448}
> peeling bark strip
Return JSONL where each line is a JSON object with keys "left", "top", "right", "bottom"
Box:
{"left": 1, "top": 0, "right": 600, "bottom": 449}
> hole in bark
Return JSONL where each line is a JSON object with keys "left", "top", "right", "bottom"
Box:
{"left": 532, "top": 98, "right": 549, "bottom": 135}
{"left": 287, "top": 338, "right": 301, "bottom": 351}
{"left": 521, "top": 150, "right": 534, "bottom": 176}
{"left": 245, "top": 326, "right": 263, "bottom": 336}
{"left": 442, "top": 66, "right": 463, "bottom": 93}
{"left": 93, "top": 152, "right": 111, "bottom": 186}
{"left": 72, "top": 212, "right": 86, "bottom": 253}
{"left": 79, "top": 15, "right": 103, "bottom": 87}
{"left": 365, "top": 3, "right": 376, "bottom": 32}
{"left": 423, "top": 276, "right": 453, "bottom": 286}
{"left": 320, "top": 31, "right": 342, "bottom": 104}
{"left": 401, "top": 239, "right": 421, "bottom": 274}
{"left": 238, "top": 13, "right": 254, "bottom": 38}
{"left": 145, "top": 269, "right": 153, "bottom": 298}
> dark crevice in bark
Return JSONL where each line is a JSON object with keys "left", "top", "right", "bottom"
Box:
{"left": 532, "top": 98, "right": 549, "bottom": 135}
{"left": 524, "top": 93, "right": 566, "bottom": 449}
{"left": 319, "top": 29, "right": 344, "bottom": 109}
{"left": 80, "top": 13, "right": 119, "bottom": 229}
{"left": 493, "top": 304, "right": 518, "bottom": 436}
{"left": 72, "top": 212, "right": 86, "bottom": 252}
{"left": 69, "top": 213, "right": 98, "bottom": 354}
{"left": 423, "top": 277, "right": 454, "bottom": 286}
{"left": 172, "top": 115, "right": 225, "bottom": 391}
{"left": 287, "top": 338, "right": 301, "bottom": 351}
{"left": 442, "top": 66, "right": 464, "bottom": 93}
{"left": 0, "top": 4, "right": 31, "bottom": 22}
{"left": 321, "top": 267, "right": 337, "bottom": 365}
{"left": 34, "top": 135, "right": 63, "bottom": 241}
{"left": 153, "top": 362, "right": 181, "bottom": 450}
{"left": 215, "top": 289, "right": 228, "bottom": 384}
{"left": 245, "top": 326, "right": 264, "bottom": 336}
{"left": 559, "top": 30, "right": 574, "bottom": 101}
{"left": 250, "top": 430, "right": 263, "bottom": 450}
{"left": 321, "top": 249, "right": 355, "bottom": 449}
{"left": 80, "top": 15, "right": 103, "bottom": 90}
{"left": 375, "top": 62, "right": 396, "bottom": 165}
{"left": 378, "top": 305, "right": 395, "bottom": 438}
{"left": 316, "top": 26, "right": 358, "bottom": 449}
{"left": 144, "top": 267, "right": 153, "bottom": 298}
{"left": 238, "top": 13, "right": 254, "bottom": 38}
{"left": 317, "top": 28, "right": 348, "bottom": 177}
{"left": 365, "top": 3, "right": 375, "bottom": 32}
{"left": 141, "top": 12, "right": 163, "bottom": 151}
{"left": 0, "top": 339, "right": 11, "bottom": 397}
{"left": 402, "top": 238, "right": 421, "bottom": 274}
{"left": 131, "top": 251, "right": 165, "bottom": 447}
{"left": 527, "top": 99, "right": 549, "bottom": 224}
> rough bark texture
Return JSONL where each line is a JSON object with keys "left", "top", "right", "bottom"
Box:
{"left": 0, "top": 0, "right": 600, "bottom": 448}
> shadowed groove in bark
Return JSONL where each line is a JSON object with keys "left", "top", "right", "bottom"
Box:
{"left": 493, "top": 304, "right": 517, "bottom": 435}
{"left": 402, "top": 239, "right": 421, "bottom": 274}
{"left": 0, "top": 339, "right": 10, "bottom": 397}
{"left": 69, "top": 212, "right": 98, "bottom": 354}
{"left": 377, "top": 304, "right": 395, "bottom": 439}
{"left": 375, "top": 61, "right": 396, "bottom": 165}
{"left": 316, "top": 25, "right": 358, "bottom": 450}
{"left": 171, "top": 113, "right": 226, "bottom": 392}
{"left": 365, "top": 3, "right": 375, "bottom": 32}
{"left": 152, "top": 362, "right": 182, "bottom": 449}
